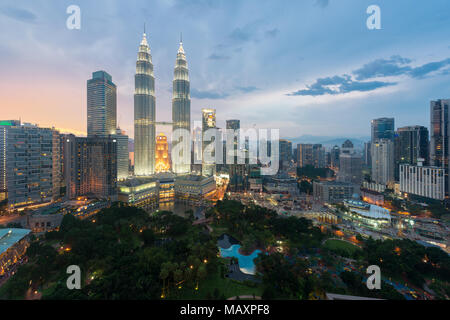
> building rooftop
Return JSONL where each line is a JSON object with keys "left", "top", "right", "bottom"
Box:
{"left": 0, "top": 228, "right": 31, "bottom": 255}
{"left": 345, "top": 200, "right": 391, "bottom": 220}
{"left": 316, "top": 180, "right": 356, "bottom": 186}
{"left": 177, "top": 174, "right": 210, "bottom": 182}
{"left": 119, "top": 177, "right": 158, "bottom": 187}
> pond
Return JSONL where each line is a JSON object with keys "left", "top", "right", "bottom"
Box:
{"left": 219, "top": 244, "right": 262, "bottom": 275}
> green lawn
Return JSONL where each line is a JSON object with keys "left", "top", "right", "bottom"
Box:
{"left": 323, "top": 239, "right": 362, "bottom": 257}
{"left": 176, "top": 260, "right": 263, "bottom": 300}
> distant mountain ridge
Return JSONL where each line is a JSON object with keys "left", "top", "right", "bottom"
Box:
{"left": 283, "top": 135, "right": 370, "bottom": 150}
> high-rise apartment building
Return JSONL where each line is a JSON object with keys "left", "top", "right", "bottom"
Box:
{"left": 134, "top": 32, "right": 156, "bottom": 176}
{"left": 399, "top": 162, "right": 445, "bottom": 200}
{"left": 87, "top": 71, "right": 117, "bottom": 137}
{"left": 371, "top": 139, "right": 394, "bottom": 185}
{"left": 2, "top": 122, "right": 54, "bottom": 209}
{"left": 0, "top": 120, "right": 21, "bottom": 202}
{"left": 296, "top": 144, "right": 325, "bottom": 168}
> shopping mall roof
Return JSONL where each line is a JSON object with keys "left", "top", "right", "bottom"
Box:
{"left": 0, "top": 228, "right": 31, "bottom": 255}
{"left": 351, "top": 205, "right": 391, "bottom": 221}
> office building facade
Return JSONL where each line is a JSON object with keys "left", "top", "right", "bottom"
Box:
{"left": 338, "top": 153, "right": 363, "bottom": 185}
{"left": 399, "top": 164, "right": 445, "bottom": 200}
{"left": 74, "top": 136, "right": 117, "bottom": 201}
{"left": 114, "top": 128, "right": 129, "bottom": 180}
{"left": 172, "top": 40, "right": 191, "bottom": 175}
{"left": 87, "top": 71, "right": 117, "bottom": 137}
{"left": 313, "top": 181, "right": 359, "bottom": 204}
{"left": 134, "top": 32, "right": 156, "bottom": 176}
{"left": 430, "top": 99, "right": 450, "bottom": 199}
{"left": 296, "top": 144, "right": 326, "bottom": 168}
{"left": 371, "top": 139, "right": 395, "bottom": 186}
{"left": 371, "top": 117, "right": 395, "bottom": 142}
{"left": 4, "top": 123, "right": 54, "bottom": 209}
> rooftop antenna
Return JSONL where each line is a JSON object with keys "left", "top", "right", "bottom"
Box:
{"left": 144, "top": 22, "right": 146, "bottom": 34}
{"left": 180, "top": 32, "right": 182, "bottom": 43}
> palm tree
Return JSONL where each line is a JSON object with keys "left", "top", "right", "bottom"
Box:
{"left": 159, "top": 266, "right": 169, "bottom": 299}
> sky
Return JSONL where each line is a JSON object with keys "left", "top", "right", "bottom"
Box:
{"left": 0, "top": 0, "right": 449, "bottom": 140}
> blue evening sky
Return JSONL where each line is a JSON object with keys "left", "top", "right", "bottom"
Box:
{"left": 0, "top": 0, "right": 449, "bottom": 139}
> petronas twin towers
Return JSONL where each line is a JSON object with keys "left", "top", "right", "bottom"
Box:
{"left": 134, "top": 32, "right": 191, "bottom": 176}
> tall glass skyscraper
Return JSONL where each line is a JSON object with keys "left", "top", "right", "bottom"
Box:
{"left": 87, "top": 71, "right": 117, "bottom": 137}
{"left": 430, "top": 99, "right": 450, "bottom": 198}
{"left": 172, "top": 39, "right": 191, "bottom": 175}
{"left": 134, "top": 32, "right": 156, "bottom": 176}
{"left": 371, "top": 117, "right": 395, "bottom": 142}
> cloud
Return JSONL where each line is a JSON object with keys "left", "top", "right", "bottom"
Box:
{"left": 439, "top": 67, "right": 450, "bottom": 76}
{"left": 208, "top": 53, "right": 230, "bottom": 60}
{"left": 353, "top": 55, "right": 450, "bottom": 80}
{"left": 314, "top": 0, "right": 329, "bottom": 8}
{"left": 410, "top": 58, "right": 450, "bottom": 78}
{"left": 265, "top": 28, "right": 279, "bottom": 38}
{"left": 229, "top": 27, "right": 253, "bottom": 42}
{"left": 0, "top": 6, "right": 36, "bottom": 23}
{"left": 288, "top": 74, "right": 395, "bottom": 96}
{"left": 191, "top": 88, "right": 229, "bottom": 99}
{"left": 236, "top": 86, "right": 259, "bottom": 93}
{"left": 289, "top": 55, "right": 450, "bottom": 97}
{"left": 353, "top": 55, "right": 412, "bottom": 80}
{"left": 228, "top": 20, "right": 278, "bottom": 44}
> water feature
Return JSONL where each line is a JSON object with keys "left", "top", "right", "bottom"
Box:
{"left": 219, "top": 244, "right": 262, "bottom": 275}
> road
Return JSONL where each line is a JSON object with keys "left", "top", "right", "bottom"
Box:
{"left": 0, "top": 214, "right": 24, "bottom": 226}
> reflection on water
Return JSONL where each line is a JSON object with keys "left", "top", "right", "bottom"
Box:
{"left": 220, "top": 244, "right": 262, "bottom": 275}
{"left": 158, "top": 202, "right": 197, "bottom": 218}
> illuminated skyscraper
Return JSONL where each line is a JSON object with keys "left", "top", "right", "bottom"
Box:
{"left": 226, "top": 120, "right": 246, "bottom": 191}
{"left": 2, "top": 122, "right": 54, "bottom": 209}
{"left": 115, "top": 128, "right": 129, "bottom": 180}
{"left": 202, "top": 108, "right": 216, "bottom": 177}
{"left": 134, "top": 31, "right": 156, "bottom": 176}
{"left": 155, "top": 133, "right": 170, "bottom": 173}
{"left": 87, "top": 71, "right": 117, "bottom": 137}
{"left": 172, "top": 37, "right": 191, "bottom": 175}
{"left": 430, "top": 99, "right": 450, "bottom": 198}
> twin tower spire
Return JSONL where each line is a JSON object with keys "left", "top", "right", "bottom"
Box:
{"left": 134, "top": 30, "right": 191, "bottom": 176}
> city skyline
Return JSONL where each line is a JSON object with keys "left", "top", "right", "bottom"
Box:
{"left": 0, "top": 0, "right": 449, "bottom": 139}
{"left": 1, "top": 1, "right": 450, "bottom": 304}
